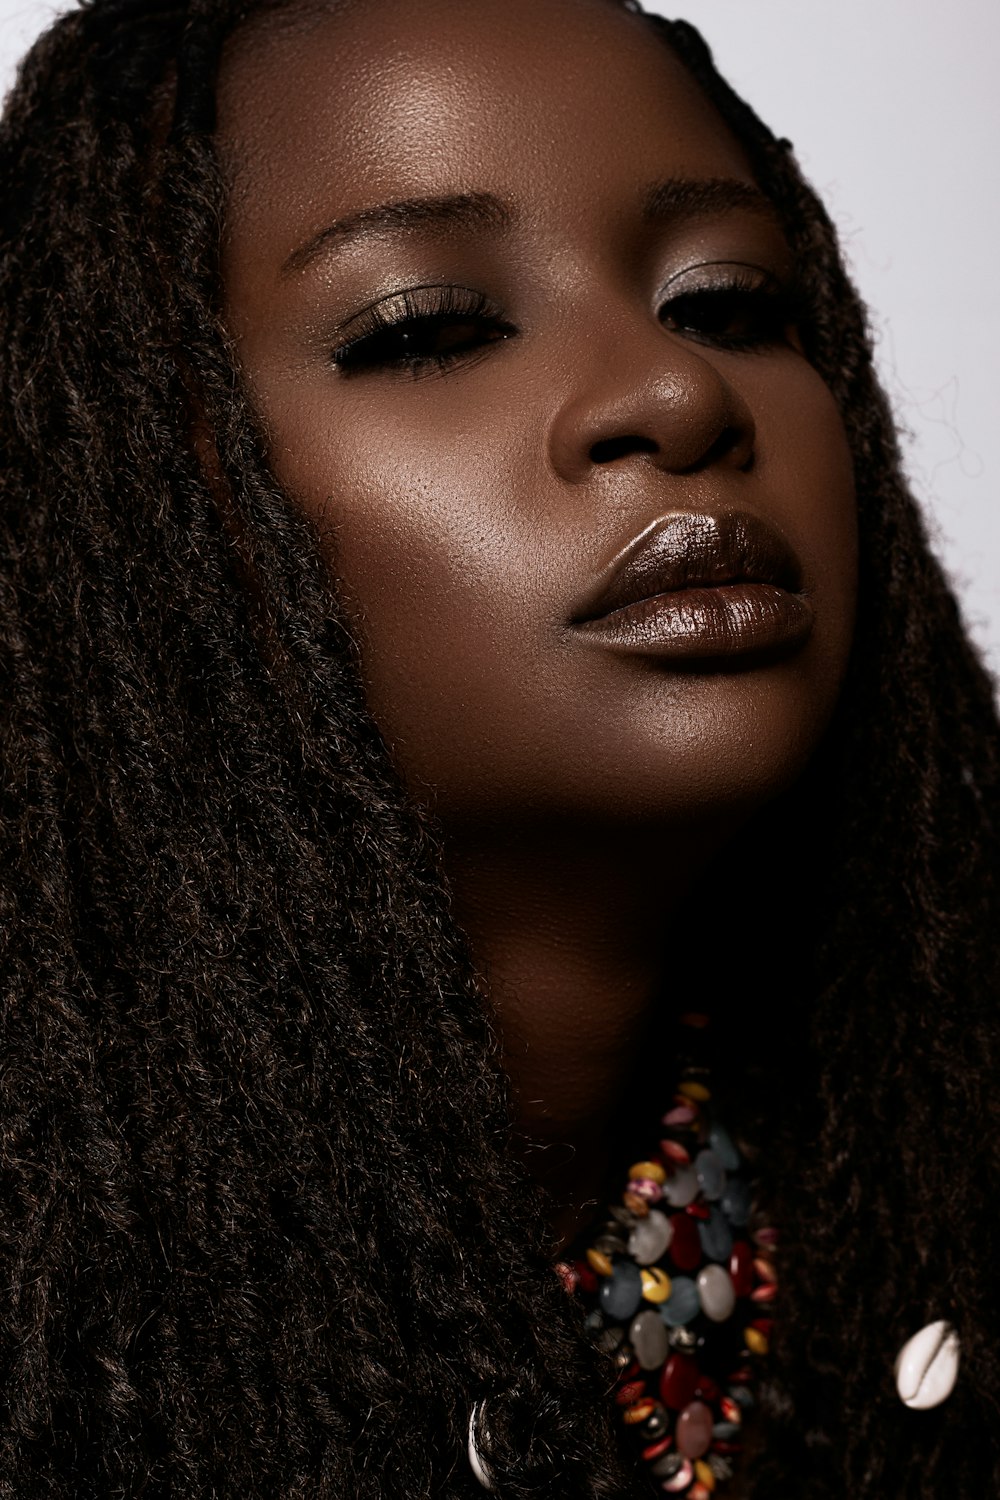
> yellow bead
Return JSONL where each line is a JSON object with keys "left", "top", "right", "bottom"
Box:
{"left": 622, "top": 1398, "right": 656, "bottom": 1426}
{"left": 694, "top": 1461, "right": 716, "bottom": 1492}
{"left": 628, "top": 1159, "right": 666, "bottom": 1186}
{"left": 586, "top": 1249, "right": 613, "bottom": 1277}
{"left": 678, "top": 1081, "right": 711, "bottom": 1102}
{"left": 745, "top": 1326, "right": 770, "bottom": 1356}
{"left": 640, "top": 1266, "right": 672, "bottom": 1303}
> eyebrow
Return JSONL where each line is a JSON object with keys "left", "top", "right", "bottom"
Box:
{"left": 281, "top": 176, "right": 777, "bottom": 278}
{"left": 642, "top": 176, "right": 777, "bottom": 224}
{"left": 282, "top": 191, "right": 512, "bottom": 277}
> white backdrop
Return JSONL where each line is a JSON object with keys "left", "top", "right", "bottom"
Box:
{"left": 2, "top": 0, "right": 998, "bottom": 684}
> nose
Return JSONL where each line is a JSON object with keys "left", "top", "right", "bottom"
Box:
{"left": 546, "top": 319, "right": 756, "bottom": 486}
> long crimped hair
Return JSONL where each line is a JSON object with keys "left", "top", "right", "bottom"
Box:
{"left": 1, "top": 0, "right": 998, "bottom": 1495}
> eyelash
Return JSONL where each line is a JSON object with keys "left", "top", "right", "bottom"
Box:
{"left": 329, "top": 271, "right": 801, "bottom": 378}
{"left": 658, "top": 268, "right": 801, "bottom": 352}
{"left": 331, "top": 285, "right": 514, "bottom": 378}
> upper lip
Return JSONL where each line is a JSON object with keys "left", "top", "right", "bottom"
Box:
{"left": 573, "top": 507, "right": 804, "bottom": 622}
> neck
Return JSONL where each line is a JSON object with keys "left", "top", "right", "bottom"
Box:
{"left": 443, "top": 819, "right": 732, "bottom": 1250}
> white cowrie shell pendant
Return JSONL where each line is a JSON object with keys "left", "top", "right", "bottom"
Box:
{"left": 894, "top": 1320, "right": 960, "bottom": 1409}
{"left": 467, "top": 1400, "right": 495, "bottom": 1490}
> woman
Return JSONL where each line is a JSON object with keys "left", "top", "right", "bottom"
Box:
{"left": 1, "top": 0, "right": 997, "bottom": 1494}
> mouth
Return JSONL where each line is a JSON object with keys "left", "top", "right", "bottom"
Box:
{"left": 571, "top": 508, "right": 814, "bottom": 662}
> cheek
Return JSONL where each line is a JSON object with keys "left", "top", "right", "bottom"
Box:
{"left": 751, "top": 361, "right": 858, "bottom": 677}
{"left": 261, "top": 382, "right": 552, "bottom": 789}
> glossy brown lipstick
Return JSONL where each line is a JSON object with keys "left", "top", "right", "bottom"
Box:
{"left": 573, "top": 508, "right": 813, "bottom": 661}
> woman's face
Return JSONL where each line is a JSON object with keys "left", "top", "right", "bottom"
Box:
{"left": 218, "top": 0, "right": 857, "bottom": 837}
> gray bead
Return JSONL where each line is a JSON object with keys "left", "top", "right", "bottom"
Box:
{"left": 729, "top": 1384, "right": 755, "bottom": 1410}
{"left": 697, "top": 1263, "right": 736, "bottom": 1323}
{"left": 698, "top": 1206, "right": 733, "bottom": 1264}
{"left": 641, "top": 1404, "right": 670, "bottom": 1440}
{"left": 608, "top": 1204, "right": 637, "bottom": 1230}
{"left": 694, "top": 1148, "right": 727, "bottom": 1201}
{"left": 598, "top": 1259, "right": 643, "bottom": 1321}
{"left": 627, "top": 1208, "right": 673, "bottom": 1266}
{"left": 712, "top": 1421, "right": 741, "bottom": 1441}
{"left": 708, "top": 1122, "right": 741, "bottom": 1172}
{"left": 584, "top": 1308, "right": 605, "bottom": 1333}
{"left": 667, "top": 1325, "right": 699, "bottom": 1354}
{"left": 663, "top": 1163, "right": 699, "bottom": 1207}
{"left": 593, "top": 1232, "right": 627, "bottom": 1257}
{"left": 660, "top": 1274, "right": 700, "bottom": 1327}
{"left": 720, "top": 1176, "right": 752, "bottom": 1227}
{"left": 595, "top": 1324, "right": 625, "bottom": 1354}
{"left": 630, "top": 1308, "right": 670, "bottom": 1370}
{"left": 651, "top": 1452, "right": 682, "bottom": 1481}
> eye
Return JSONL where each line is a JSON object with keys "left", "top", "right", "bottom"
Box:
{"left": 331, "top": 284, "right": 515, "bottom": 378}
{"left": 657, "top": 263, "right": 802, "bottom": 352}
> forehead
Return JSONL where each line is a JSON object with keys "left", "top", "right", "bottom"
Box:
{"left": 216, "top": 0, "right": 755, "bottom": 259}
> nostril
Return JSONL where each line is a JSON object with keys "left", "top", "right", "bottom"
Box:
{"left": 590, "top": 434, "right": 658, "bottom": 465}
{"left": 674, "top": 423, "right": 752, "bottom": 475}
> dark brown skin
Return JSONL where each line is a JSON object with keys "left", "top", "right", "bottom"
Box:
{"left": 218, "top": 0, "right": 858, "bottom": 1246}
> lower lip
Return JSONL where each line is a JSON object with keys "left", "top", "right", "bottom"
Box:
{"left": 575, "top": 583, "right": 814, "bottom": 660}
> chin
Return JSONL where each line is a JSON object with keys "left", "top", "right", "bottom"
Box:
{"left": 559, "top": 656, "right": 841, "bottom": 828}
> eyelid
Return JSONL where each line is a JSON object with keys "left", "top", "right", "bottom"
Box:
{"left": 329, "top": 281, "right": 515, "bottom": 379}
{"left": 653, "top": 257, "right": 806, "bottom": 358}
{"left": 333, "top": 281, "right": 490, "bottom": 341}
{"left": 657, "top": 259, "right": 780, "bottom": 300}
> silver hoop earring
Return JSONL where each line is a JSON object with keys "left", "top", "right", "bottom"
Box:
{"left": 467, "top": 1400, "right": 495, "bottom": 1491}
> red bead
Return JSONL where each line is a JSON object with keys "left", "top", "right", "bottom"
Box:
{"left": 684, "top": 1201, "right": 711, "bottom": 1220}
{"left": 712, "top": 1440, "right": 744, "bottom": 1455}
{"left": 659, "top": 1353, "right": 701, "bottom": 1411}
{"left": 720, "top": 1396, "right": 743, "bottom": 1425}
{"left": 751, "top": 1282, "right": 778, "bottom": 1303}
{"left": 574, "top": 1260, "right": 598, "bottom": 1294}
{"left": 660, "top": 1138, "right": 692, "bottom": 1166}
{"left": 750, "top": 1318, "right": 774, "bottom": 1336}
{"left": 662, "top": 1103, "right": 697, "bottom": 1127}
{"left": 726, "top": 1368, "right": 752, "bottom": 1386}
{"left": 729, "top": 1240, "right": 754, "bottom": 1298}
{"left": 553, "top": 1261, "right": 578, "bottom": 1294}
{"left": 693, "top": 1375, "right": 720, "bottom": 1404}
{"left": 668, "top": 1213, "right": 702, "bottom": 1272}
{"left": 641, "top": 1436, "right": 673, "bottom": 1462}
{"left": 615, "top": 1379, "right": 646, "bottom": 1406}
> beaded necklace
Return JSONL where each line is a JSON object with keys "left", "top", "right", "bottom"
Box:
{"left": 552, "top": 1010, "right": 774, "bottom": 1497}
{"left": 468, "top": 1008, "right": 961, "bottom": 1492}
